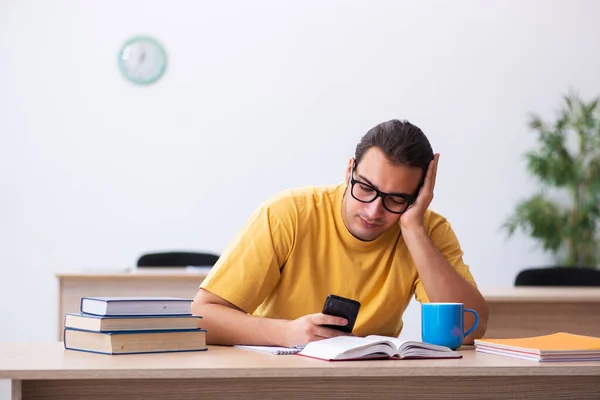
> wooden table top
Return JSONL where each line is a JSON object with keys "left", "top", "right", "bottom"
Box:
{"left": 56, "top": 267, "right": 211, "bottom": 279}
{"left": 1, "top": 343, "right": 599, "bottom": 380}
{"left": 481, "top": 287, "right": 600, "bottom": 302}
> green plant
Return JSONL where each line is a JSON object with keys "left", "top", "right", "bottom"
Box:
{"left": 504, "top": 92, "right": 600, "bottom": 267}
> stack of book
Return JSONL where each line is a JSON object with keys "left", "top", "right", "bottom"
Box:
{"left": 64, "top": 296, "right": 207, "bottom": 355}
{"left": 474, "top": 332, "right": 600, "bottom": 362}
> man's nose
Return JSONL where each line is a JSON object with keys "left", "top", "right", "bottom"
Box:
{"left": 364, "top": 196, "right": 386, "bottom": 219}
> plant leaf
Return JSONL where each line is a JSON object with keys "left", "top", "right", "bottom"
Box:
{"left": 503, "top": 194, "right": 568, "bottom": 253}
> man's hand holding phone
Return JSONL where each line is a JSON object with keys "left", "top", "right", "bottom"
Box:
{"left": 280, "top": 294, "right": 361, "bottom": 347}
{"left": 282, "top": 313, "right": 349, "bottom": 347}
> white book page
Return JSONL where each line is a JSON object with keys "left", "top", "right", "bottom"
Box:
{"left": 313, "top": 336, "right": 372, "bottom": 352}
{"left": 300, "top": 336, "right": 393, "bottom": 360}
{"left": 368, "top": 335, "right": 455, "bottom": 354}
{"left": 476, "top": 347, "right": 540, "bottom": 361}
{"left": 365, "top": 335, "right": 408, "bottom": 352}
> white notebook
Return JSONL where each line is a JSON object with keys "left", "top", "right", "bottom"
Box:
{"left": 234, "top": 345, "right": 304, "bottom": 355}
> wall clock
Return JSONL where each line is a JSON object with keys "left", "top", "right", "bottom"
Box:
{"left": 118, "top": 35, "right": 167, "bottom": 85}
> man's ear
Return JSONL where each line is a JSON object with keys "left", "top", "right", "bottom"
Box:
{"left": 345, "top": 157, "right": 354, "bottom": 183}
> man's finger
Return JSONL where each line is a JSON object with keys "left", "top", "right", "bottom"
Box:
{"left": 313, "top": 326, "right": 349, "bottom": 339}
{"left": 431, "top": 153, "right": 439, "bottom": 192}
{"left": 311, "top": 313, "right": 348, "bottom": 327}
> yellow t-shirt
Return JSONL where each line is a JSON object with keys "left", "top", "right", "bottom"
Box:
{"left": 200, "top": 183, "right": 477, "bottom": 337}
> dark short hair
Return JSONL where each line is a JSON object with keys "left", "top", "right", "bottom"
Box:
{"left": 355, "top": 119, "right": 434, "bottom": 176}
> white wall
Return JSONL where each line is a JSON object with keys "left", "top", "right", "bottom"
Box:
{"left": 1, "top": 1, "right": 599, "bottom": 395}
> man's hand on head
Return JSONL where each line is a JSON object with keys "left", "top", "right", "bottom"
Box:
{"left": 399, "top": 153, "right": 439, "bottom": 231}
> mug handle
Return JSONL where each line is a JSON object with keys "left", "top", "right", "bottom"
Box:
{"left": 463, "top": 308, "right": 479, "bottom": 337}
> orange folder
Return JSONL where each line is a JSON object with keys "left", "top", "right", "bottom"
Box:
{"left": 476, "top": 332, "right": 600, "bottom": 351}
{"left": 474, "top": 333, "right": 600, "bottom": 361}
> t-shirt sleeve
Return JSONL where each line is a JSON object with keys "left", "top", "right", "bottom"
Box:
{"left": 413, "top": 213, "right": 477, "bottom": 303}
{"left": 199, "top": 197, "right": 296, "bottom": 313}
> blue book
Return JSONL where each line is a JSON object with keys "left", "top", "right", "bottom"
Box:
{"left": 80, "top": 296, "right": 192, "bottom": 316}
{"left": 63, "top": 327, "right": 208, "bottom": 355}
{"left": 65, "top": 313, "right": 202, "bottom": 332}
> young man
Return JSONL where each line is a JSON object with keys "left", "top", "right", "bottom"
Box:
{"left": 192, "top": 119, "right": 488, "bottom": 346}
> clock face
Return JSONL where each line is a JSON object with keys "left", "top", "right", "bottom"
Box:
{"left": 118, "top": 36, "right": 167, "bottom": 85}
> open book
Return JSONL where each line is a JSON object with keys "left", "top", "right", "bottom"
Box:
{"left": 297, "top": 335, "right": 461, "bottom": 361}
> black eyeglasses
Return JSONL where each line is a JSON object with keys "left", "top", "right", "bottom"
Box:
{"left": 348, "top": 161, "right": 416, "bottom": 214}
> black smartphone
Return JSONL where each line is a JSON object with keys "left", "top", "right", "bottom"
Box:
{"left": 321, "top": 294, "right": 361, "bottom": 333}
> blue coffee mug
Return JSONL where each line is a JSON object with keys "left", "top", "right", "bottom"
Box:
{"left": 421, "top": 303, "right": 479, "bottom": 350}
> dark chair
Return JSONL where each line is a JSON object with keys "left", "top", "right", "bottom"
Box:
{"left": 515, "top": 267, "right": 600, "bottom": 286}
{"left": 137, "top": 251, "right": 220, "bottom": 268}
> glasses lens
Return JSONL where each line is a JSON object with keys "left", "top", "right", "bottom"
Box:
{"left": 383, "top": 195, "right": 410, "bottom": 213}
{"left": 351, "top": 182, "right": 378, "bottom": 202}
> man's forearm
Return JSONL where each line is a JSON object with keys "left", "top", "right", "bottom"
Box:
{"left": 402, "top": 226, "right": 488, "bottom": 341}
{"left": 192, "top": 302, "right": 288, "bottom": 346}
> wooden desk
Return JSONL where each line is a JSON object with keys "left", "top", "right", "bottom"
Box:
{"left": 483, "top": 287, "right": 600, "bottom": 338}
{"left": 1, "top": 343, "right": 599, "bottom": 400}
{"left": 56, "top": 268, "right": 209, "bottom": 340}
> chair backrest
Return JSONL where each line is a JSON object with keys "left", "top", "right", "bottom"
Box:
{"left": 137, "top": 251, "right": 220, "bottom": 268}
{"left": 515, "top": 267, "right": 600, "bottom": 286}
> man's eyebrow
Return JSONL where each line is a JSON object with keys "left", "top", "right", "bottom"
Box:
{"left": 357, "top": 174, "right": 377, "bottom": 188}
